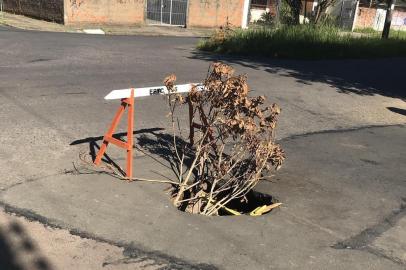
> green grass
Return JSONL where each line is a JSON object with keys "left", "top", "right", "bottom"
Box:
{"left": 198, "top": 25, "right": 406, "bottom": 59}
{"left": 353, "top": 27, "right": 378, "bottom": 34}
{"left": 390, "top": 30, "right": 406, "bottom": 39}
{"left": 354, "top": 27, "right": 406, "bottom": 39}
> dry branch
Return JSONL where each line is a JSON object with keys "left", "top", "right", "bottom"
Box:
{"left": 164, "top": 62, "right": 285, "bottom": 216}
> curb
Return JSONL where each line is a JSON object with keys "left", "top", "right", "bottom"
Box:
{"left": 0, "top": 14, "right": 211, "bottom": 38}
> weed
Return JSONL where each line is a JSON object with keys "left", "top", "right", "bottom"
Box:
{"left": 198, "top": 25, "right": 406, "bottom": 59}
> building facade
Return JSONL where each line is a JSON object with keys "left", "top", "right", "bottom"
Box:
{"left": 3, "top": 0, "right": 250, "bottom": 28}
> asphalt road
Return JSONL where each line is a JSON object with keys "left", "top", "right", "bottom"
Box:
{"left": 0, "top": 26, "right": 405, "bottom": 269}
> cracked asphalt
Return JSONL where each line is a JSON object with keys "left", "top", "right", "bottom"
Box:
{"left": 0, "top": 25, "right": 405, "bottom": 269}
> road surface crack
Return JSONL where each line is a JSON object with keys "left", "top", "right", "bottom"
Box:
{"left": 332, "top": 198, "right": 406, "bottom": 266}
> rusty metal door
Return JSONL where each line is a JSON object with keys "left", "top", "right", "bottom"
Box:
{"left": 146, "top": 0, "right": 188, "bottom": 26}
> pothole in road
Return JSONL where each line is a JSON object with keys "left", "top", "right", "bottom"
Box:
{"left": 169, "top": 189, "right": 280, "bottom": 217}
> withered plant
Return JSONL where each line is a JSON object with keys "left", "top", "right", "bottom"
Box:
{"left": 164, "top": 63, "right": 285, "bottom": 216}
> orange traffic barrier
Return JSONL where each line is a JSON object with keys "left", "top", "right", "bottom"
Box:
{"left": 94, "top": 83, "right": 202, "bottom": 181}
{"left": 94, "top": 89, "right": 134, "bottom": 180}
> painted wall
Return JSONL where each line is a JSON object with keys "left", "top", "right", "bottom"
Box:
{"left": 392, "top": 10, "right": 406, "bottom": 31}
{"left": 2, "top": 0, "right": 64, "bottom": 23}
{"left": 187, "top": 0, "right": 246, "bottom": 27}
{"left": 355, "top": 7, "right": 377, "bottom": 29}
{"left": 3, "top": 0, "right": 247, "bottom": 28}
{"left": 64, "top": 0, "right": 145, "bottom": 25}
{"left": 354, "top": 7, "right": 406, "bottom": 31}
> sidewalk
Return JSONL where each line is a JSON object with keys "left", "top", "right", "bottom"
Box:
{"left": 0, "top": 12, "right": 212, "bottom": 37}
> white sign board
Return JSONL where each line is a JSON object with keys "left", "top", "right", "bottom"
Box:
{"left": 104, "top": 83, "right": 204, "bottom": 100}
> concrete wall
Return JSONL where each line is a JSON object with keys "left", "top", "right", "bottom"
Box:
{"left": 2, "top": 0, "right": 64, "bottom": 23}
{"left": 187, "top": 0, "right": 245, "bottom": 28}
{"left": 250, "top": 8, "right": 266, "bottom": 22}
{"left": 64, "top": 0, "right": 145, "bottom": 25}
{"left": 392, "top": 10, "right": 406, "bottom": 31}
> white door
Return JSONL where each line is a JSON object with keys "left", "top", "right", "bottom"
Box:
{"left": 373, "top": 9, "right": 386, "bottom": 31}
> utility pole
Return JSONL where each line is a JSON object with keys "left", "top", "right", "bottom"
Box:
{"left": 274, "top": 0, "right": 282, "bottom": 27}
{"left": 304, "top": 0, "right": 307, "bottom": 24}
{"left": 382, "top": 0, "right": 396, "bottom": 39}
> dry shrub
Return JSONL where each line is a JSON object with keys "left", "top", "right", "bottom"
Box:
{"left": 165, "top": 63, "right": 285, "bottom": 216}
{"left": 209, "top": 22, "right": 235, "bottom": 45}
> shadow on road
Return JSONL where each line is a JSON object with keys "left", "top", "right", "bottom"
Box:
{"left": 0, "top": 219, "right": 52, "bottom": 270}
{"left": 189, "top": 51, "right": 405, "bottom": 100}
{"left": 136, "top": 132, "right": 195, "bottom": 181}
{"left": 69, "top": 127, "right": 165, "bottom": 147}
{"left": 70, "top": 128, "right": 165, "bottom": 176}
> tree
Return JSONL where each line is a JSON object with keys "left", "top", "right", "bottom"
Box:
{"left": 314, "top": 0, "right": 339, "bottom": 24}
{"left": 284, "top": 0, "right": 302, "bottom": 24}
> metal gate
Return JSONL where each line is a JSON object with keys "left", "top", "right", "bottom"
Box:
{"left": 147, "top": 0, "right": 188, "bottom": 26}
{"left": 339, "top": 0, "right": 358, "bottom": 30}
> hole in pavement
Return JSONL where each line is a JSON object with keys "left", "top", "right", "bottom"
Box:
{"left": 219, "top": 190, "right": 278, "bottom": 216}
{"left": 170, "top": 189, "right": 279, "bottom": 217}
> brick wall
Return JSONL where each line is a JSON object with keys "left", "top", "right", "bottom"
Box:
{"left": 355, "top": 7, "right": 376, "bottom": 28}
{"left": 187, "top": 0, "right": 245, "bottom": 28}
{"left": 64, "top": 0, "right": 145, "bottom": 25}
{"left": 3, "top": 0, "right": 64, "bottom": 23}
{"left": 355, "top": 7, "right": 406, "bottom": 30}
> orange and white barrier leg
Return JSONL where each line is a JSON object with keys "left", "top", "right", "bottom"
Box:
{"left": 94, "top": 89, "right": 135, "bottom": 180}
